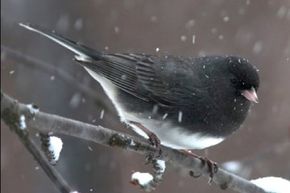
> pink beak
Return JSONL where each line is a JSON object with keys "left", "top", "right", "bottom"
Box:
{"left": 241, "top": 87, "right": 259, "bottom": 103}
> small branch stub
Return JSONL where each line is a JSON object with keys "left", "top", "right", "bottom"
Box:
{"left": 130, "top": 159, "right": 166, "bottom": 192}
{"left": 40, "top": 133, "right": 63, "bottom": 165}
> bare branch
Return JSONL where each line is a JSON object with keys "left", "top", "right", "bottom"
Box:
{"left": 1, "top": 91, "right": 267, "bottom": 193}
{"left": 1, "top": 92, "right": 76, "bottom": 193}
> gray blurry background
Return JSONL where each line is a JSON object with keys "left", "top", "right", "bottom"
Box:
{"left": 1, "top": 0, "right": 290, "bottom": 193}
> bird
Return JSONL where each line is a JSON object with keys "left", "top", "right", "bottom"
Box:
{"left": 19, "top": 23, "right": 259, "bottom": 152}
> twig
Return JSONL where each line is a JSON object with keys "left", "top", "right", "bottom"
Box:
{"left": 22, "top": 136, "right": 74, "bottom": 193}
{"left": 131, "top": 159, "right": 166, "bottom": 191}
{"left": 1, "top": 91, "right": 267, "bottom": 193}
{"left": 150, "top": 159, "right": 166, "bottom": 189}
{"left": 1, "top": 92, "right": 76, "bottom": 193}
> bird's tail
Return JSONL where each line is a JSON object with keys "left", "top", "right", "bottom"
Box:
{"left": 19, "top": 23, "right": 102, "bottom": 62}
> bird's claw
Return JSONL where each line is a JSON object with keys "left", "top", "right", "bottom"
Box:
{"left": 145, "top": 135, "right": 162, "bottom": 164}
{"left": 199, "top": 157, "right": 218, "bottom": 183}
{"left": 129, "top": 121, "right": 162, "bottom": 158}
{"left": 180, "top": 150, "right": 218, "bottom": 182}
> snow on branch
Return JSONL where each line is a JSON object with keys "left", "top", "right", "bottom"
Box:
{"left": 1, "top": 92, "right": 75, "bottom": 193}
{"left": 131, "top": 159, "right": 167, "bottom": 191}
{"left": 1, "top": 91, "right": 268, "bottom": 193}
{"left": 251, "top": 177, "right": 290, "bottom": 193}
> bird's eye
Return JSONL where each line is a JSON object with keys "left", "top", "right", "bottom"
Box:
{"left": 230, "top": 78, "right": 239, "bottom": 85}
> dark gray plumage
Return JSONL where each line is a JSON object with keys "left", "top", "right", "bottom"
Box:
{"left": 20, "top": 23, "right": 260, "bottom": 150}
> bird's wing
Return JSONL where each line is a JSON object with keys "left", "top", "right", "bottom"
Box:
{"left": 82, "top": 53, "right": 208, "bottom": 107}
{"left": 77, "top": 53, "right": 151, "bottom": 101}
{"left": 19, "top": 23, "right": 208, "bottom": 107}
{"left": 135, "top": 55, "right": 208, "bottom": 106}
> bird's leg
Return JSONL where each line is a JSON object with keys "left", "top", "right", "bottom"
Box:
{"left": 129, "top": 121, "right": 161, "bottom": 148}
{"left": 181, "top": 150, "right": 218, "bottom": 182}
{"left": 129, "top": 121, "right": 162, "bottom": 159}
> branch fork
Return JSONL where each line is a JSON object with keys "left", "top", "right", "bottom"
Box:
{"left": 1, "top": 91, "right": 267, "bottom": 193}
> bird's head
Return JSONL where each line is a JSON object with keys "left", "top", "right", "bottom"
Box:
{"left": 227, "top": 56, "right": 260, "bottom": 103}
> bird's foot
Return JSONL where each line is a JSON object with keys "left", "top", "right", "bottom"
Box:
{"left": 129, "top": 121, "right": 162, "bottom": 159}
{"left": 181, "top": 150, "right": 218, "bottom": 182}
{"left": 200, "top": 157, "right": 218, "bottom": 183}
{"left": 145, "top": 133, "right": 162, "bottom": 164}
{"left": 148, "top": 132, "right": 162, "bottom": 152}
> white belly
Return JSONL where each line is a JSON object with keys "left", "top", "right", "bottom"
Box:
{"left": 127, "top": 117, "right": 224, "bottom": 150}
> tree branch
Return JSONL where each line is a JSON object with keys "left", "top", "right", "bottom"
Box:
{"left": 1, "top": 92, "right": 76, "bottom": 193}
{"left": 1, "top": 91, "right": 267, "bottom": 193}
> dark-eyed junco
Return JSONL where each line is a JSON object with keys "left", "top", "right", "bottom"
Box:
{"left": 20, "top": 23, "right": 259, "bottom": 151}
